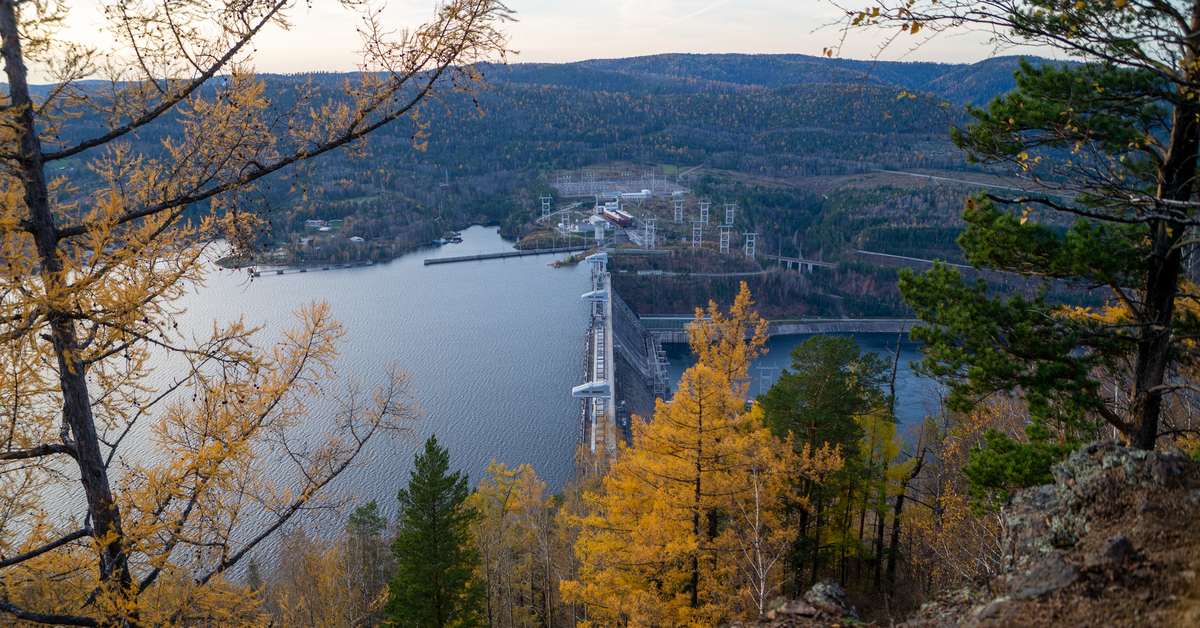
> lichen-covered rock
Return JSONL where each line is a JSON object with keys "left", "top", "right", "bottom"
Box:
{"left": 801, "top": 578, "right": 858, "bottom": 619}
{"left": 1083, "top": 534, "right": 1138, "bottom": 569}
{"left": 1008, "top": 554, "right": 1078, "bottom": 599}
{"left": 776, "top": 600, "right": 818, "bottom": 617}
{"left": 1001, "top": 440, "right": 1188, "bottom": 593}
{"left": 901, "top": 440, "right": 1200, "bottom": 627}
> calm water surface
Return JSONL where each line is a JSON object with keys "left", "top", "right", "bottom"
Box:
{"left": 167, "top": 226, "right": 936, "bottom": 516}
{"left": 664, "top": 333, "right": 940, "bottom": 434}
{"left": 174, "top": 226, "right": 590, "bottom": 510}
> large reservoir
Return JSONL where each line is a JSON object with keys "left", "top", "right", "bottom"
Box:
{"left": 169, "top": 225, "right": 934, "bottom": 510}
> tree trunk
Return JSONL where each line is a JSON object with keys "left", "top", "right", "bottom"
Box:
{"left": 0, "top": 0, "right": 134, "bottom": 614}
{"left": 856, "top": 485, "right": 868, "bottom": 583}
{"left": 795, "top": 486, "right": 810, "bottom": 597}
{"left": 839, "top": 483, "right": 853, "bottom": 584}
{"left": 884, "top": 482, "right": 907, "bottom": 591}
{"left": 1131, "top": 65, "right": 1200, "bottom": 450}
{"left": 886, "top": 455, "right": 924, "bottom": 591}
{"left": 873, "top": 460, "right": 889, "bottom": 590}
{"left": 811, "top": 496, "right": 824, "bottom": 586}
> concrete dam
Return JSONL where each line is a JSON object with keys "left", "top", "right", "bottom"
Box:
{"left": 572, "top": 253, "right": 670, "bottom": 456}
{"left": 571, "top": 256, "right": 915, "bottom": 455}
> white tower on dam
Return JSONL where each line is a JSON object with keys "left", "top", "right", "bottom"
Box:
{"left": 572, "top": 252, "right": 618, "bottom": 455}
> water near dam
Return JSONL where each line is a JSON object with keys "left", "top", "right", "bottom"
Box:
{"left": 152, "top": 225, "right": 935, "bottom": 515}
{"left": 663, "top": 334, "right": 940, "bottom": 437}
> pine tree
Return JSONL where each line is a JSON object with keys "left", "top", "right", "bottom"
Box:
{"left": 758, "top": 335, "right": 888, "bottom": 587}
{"left": 850, "top": 0, "right": 1200, "bottom": 458}
{"left": 387, "top": 436, "right": 485, "bottom": 628}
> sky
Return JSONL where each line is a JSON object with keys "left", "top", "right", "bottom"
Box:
{"left": 50, "top": 0, "right": 1038, "bottom": 82}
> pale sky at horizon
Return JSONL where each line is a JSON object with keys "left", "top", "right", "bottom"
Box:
{"left": 44, "top": 0, "right": 1052, "bottom": 83}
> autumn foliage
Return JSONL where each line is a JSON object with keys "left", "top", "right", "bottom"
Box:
{"left": 0, "top": 1, "right": 512, "bottom": 626}
{"left": 562, "top": 284, "right": 843, "bottom": 628}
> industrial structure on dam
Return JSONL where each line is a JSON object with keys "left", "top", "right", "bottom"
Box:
{"left": 572, "top": 252, "right": 670, "bottom": 455}
{"left": 557, "top": 174, "right": 913, "bottom": 454}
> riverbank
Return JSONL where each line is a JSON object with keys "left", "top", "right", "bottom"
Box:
{"left": 215, "top": 221, "right": 499, "bottom": 271}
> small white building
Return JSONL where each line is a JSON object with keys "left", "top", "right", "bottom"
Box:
{"left": 594, "top": 200, "right": 620, "bottom": 215}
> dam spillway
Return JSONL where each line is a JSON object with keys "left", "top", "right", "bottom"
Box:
{"left": 572, "top": 253, "right": 670, "bottom": 455}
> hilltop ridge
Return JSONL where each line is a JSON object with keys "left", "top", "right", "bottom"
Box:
{"left": 490, "top": 53, "right": 1058, "bottom": 104}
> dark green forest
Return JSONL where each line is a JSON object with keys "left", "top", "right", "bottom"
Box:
{"left": 42, "top": 53, "right": 1055, "bottom": 316}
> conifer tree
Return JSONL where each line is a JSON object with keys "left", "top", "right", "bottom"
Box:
{"left": 842, "top": 0, "right": 1200, "bottom": 463}
{"left": 387, "top": 435, "right": 485, "bottom": 628}
{"left": 0, "top": 2, "right": 512, "bottom": 626}
{"left": 758, "top": 335, "right": 888, "bottom": 586}
{"left": 563, "top": 288, "right": 840, "bottom": 627}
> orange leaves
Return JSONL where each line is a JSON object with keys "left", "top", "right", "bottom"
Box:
{"left": 98, "top": 302, "right": 418, "bottom": 625}
{"left": 687, "top": 281, "right": 769, "bottom": 399}
{"left": 566, "top": 287, "right": 834, "bottom": 627}
{"left": 2, "top": 1, "right": 511, "bottom": 626}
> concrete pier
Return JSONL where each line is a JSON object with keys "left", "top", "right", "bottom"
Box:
{"left": 573, "top": 256, "right": 669, "bottom": 456}
{"left": 424, "top": 245, "right": 592, "bottom": 265}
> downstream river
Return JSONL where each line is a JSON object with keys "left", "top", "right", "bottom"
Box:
{"left": 171, "top": 225, "right": 934, "bottom": 507}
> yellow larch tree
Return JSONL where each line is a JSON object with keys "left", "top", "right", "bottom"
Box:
{"left": 510, "top": 464, "right": 557, "bottom": 628}
{"left": 564, "top": 288, "right": 835, "bottom": 628}
{"left": 468, "top": 461, "right": 557, "bottom": 628}
{"left": 260, "top": 513, "right": 392, "bottom": 628}
{"left": 5, "top": 303, "right": 422, "bottom": 627}
{"left": 719, "top": 411, "right": 842, "bottom": 616}
{"left": 469, "top": 460, "right": 524, "bottom": 628}
{"left": 0, "top": 1, "right": 513, "bottom": 626}
{"left": 905, "top": 400, "right": 1013, "bottom": 594}
{"left": 565, "top": 369, "right": 841, "bottom": 628}
{"left": 563, "top": 364, "right": 748, "bottom": 628}
{"left": 687, "top": 282, "right": 770, "bottom": 398}
{"left": 261, "top": 528, "right": 351, "bottom": 628}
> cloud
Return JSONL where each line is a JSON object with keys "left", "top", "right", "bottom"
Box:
{"left": 664, "top": 0, "right": 737, "bottom": 27}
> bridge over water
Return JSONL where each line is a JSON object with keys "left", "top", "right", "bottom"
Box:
{"left": 639, "top": 317, "right": 916, "bottom": 344}
{"left": 761, "top": 255, "right": 838, "bottom": 272}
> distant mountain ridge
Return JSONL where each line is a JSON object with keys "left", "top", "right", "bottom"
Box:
{"left": 492, "top": 53, "right": 1060, "bottom": 105}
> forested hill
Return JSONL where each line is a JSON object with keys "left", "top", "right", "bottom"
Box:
{"left": 489, "top": 53, "right": 1053, "bottom": 105}
{"left": 37, "top": 53, "right": 1049, "bottom": 277}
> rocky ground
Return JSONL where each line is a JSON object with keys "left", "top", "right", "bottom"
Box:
{"left": 739, "top": 440, "right": 1200, "bottom": 628}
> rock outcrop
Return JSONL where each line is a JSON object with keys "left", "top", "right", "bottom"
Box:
{"left": 729, "top": 440, "right": 1200, "bottom": 628}
{"left": 904, "top": 440, "right": 1200, "bottom": 628}
{"left": 743, "top": 579, "right": 863, "bottom": 628}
